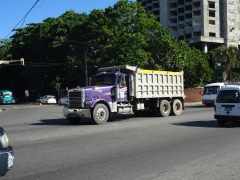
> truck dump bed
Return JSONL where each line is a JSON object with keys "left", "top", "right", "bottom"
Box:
{"left": 98, "top": 65, "right": 185, "bottom": 99}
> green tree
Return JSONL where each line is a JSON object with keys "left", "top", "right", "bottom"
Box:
{"left": 210, "top": 45, "right": 240, "bottom": 82}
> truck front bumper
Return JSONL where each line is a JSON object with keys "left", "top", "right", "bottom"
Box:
{"left": 63, "top": 107, "right": 91, "bottom": 119}
{"left": 0, "top": 146, "right": 14, "bottom": 176}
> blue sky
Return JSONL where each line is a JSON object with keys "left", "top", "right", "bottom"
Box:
{"left": 0, "top": 0, "right": 136, "bottom": 40}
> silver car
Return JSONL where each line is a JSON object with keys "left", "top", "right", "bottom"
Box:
{"left": 0, "top": 127, "right": 14, "bottom": 176}
{"left": 58, "top": 96, "right": 68, "bottom": 105}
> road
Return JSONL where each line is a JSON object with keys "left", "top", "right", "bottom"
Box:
{"left": 1, "top": 104, "right": 240, "bottom": 180}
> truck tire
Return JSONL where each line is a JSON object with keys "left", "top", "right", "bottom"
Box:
{"left": 171, "top": 99, "right": 182, "bottom": 116}
{"left": 67, "top": 117, "right": 82, "bottom": 124}
{"left": 159, "top": 100, "right": 171, "bottom": 117}
{"left": 92, "top": 104, "right": 109, "bottom": 124}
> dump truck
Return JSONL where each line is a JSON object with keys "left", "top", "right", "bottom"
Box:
{"left": 63, "top": 65, "right": 185, "bottom": 124}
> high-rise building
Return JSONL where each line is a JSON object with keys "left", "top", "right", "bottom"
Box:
{"left": 137, "top": 0, "right": 240, "bottom": 52}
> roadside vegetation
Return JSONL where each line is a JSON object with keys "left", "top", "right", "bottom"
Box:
{"left": 0, "top": 0, "right": 239, "bottom": 100}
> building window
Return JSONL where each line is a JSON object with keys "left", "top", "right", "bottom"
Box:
{"left": 178, "top": 7, "right": 184, "bottom": 14}
{"left": 186, "top": 22, "right": 192, "bottom": 27}
{"left": 169, "top": 2, "right": 177, "bottom": 9}
{"left": 178, "top": 16, "right": 185, "bottom": 21}
{"left": 178, "top": 36, "right": 184, "bottom": 40}
{"left": 185, "top": 33, "right": 192, "bottom": 39}
{"left": 153, "top": 10, "right": 159, "bottom": 16}
{"left": 193, "top": 10, "right": 201, "bottom": 16}
{"left": 179, "top": 24, "right": 185, "bottom": 29}
{"left": 170, "top": 10, "right": 177, "bottom": 16}
{"left": 193, "top": 19, "right": 201, "bottom": 25}
{"left": 147, "top": 6, "right": 152, "bottom": 11}
{"left": 185, "top": 5, "right": 192, "bottom": 11}
{"left": 193, "top": 1, "right": 201, "bottom": 8}
{"left": 178, "top": 0, "right": 184, "bottom": 5}
{"left": 208, "top": 1, "right": 215, "bottom": 9}
{"left": 153, "top": 3, "right": 159, "bottom": 8}
{"left": 193, "top": 31, "right": 201, "bottom": 37}
{"left": 209, "top": 10, "right": 215, "bottom": 17}
{"left": 170, "top": 18, "right": 177, "bottom": 24}
{"left": 209, "top": 32, "right": 216, "bottom": 37}
{"left": 209, "top": 20, "right": 215, "bottom": 25}
{"left": 171, "top": 26, "right": 178, "bottom": 31}
{"left": 186, "top": 13, "right": 192, "bottom": 19}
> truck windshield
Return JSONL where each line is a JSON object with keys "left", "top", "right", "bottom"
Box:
{"left": 203, "top": 86, "right": 220, "bottom": 95}
{"left": 90, "top": 75, "right": 116, "bottom": 86}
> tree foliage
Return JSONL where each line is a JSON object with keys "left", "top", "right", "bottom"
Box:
{"left": 0, "top": 0, "right": 214, "bottom": 100}
{"left": 210, "top": 45, "right": 240, "bottom": 82}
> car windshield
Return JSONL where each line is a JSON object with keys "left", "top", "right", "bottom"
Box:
{"left": 216, "top": 90, "right": 240, "bottom": 103}
{"left": 90, "top": 75, "right": 116, "bottom": 86}
{"left": 203, "top": 86, "right": 220, "bottom": 95}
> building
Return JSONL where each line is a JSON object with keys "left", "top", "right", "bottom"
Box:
{"left": 136, "top": 0, "right": 240, "bottom": 52}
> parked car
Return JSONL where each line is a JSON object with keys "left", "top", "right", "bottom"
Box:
{"left": 214, "top": 85, "right": 240, "bottom": 126}
{"left": 0, "top": 90, "right": 18, "bottom": 104}
{"left": 40, "top": 95, "right": 57, "bottom": 104}
{"left": 58, "top": 96, "right": 68, "bottom": 105}
{"left": 36, "top": 96, "right": 43, "bottom": 102}
{"left": 0, "top": 127, "right": 14, "bottom": 176}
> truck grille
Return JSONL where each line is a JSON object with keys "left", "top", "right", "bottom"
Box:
{"left": 68, "top": 91, "right": 82, "bottom": 108}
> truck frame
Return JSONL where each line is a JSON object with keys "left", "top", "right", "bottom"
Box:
{"left": 63, "top": 65, "right": 185, "bottom": 124}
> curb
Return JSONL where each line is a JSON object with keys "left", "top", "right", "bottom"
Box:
{"left": 184, "top": 102, "right": 203, "bottom": 107}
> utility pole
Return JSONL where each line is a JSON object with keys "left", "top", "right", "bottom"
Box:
{"left": 84, "top": 50, "right": 88, "bottom": 86}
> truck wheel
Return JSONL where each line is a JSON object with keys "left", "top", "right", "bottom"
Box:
{"left": 67, "top": 117, "right": 82, "bottom": 124}
{"left": 159, "top": 100, "right": 171, "bottom": 117}
{"left": 92, "top": 104, "right": 109, "bottom": 124}
{"left": 171, "top": 99, "right": 182, "bottom": 116}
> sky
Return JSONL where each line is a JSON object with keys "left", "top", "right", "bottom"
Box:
{"left": 0, "top": 0, "right": 136, "bottom": 40}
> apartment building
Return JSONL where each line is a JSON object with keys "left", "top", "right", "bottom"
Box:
{"left": 136, "top": 0, "right": 240, "bottom": 52}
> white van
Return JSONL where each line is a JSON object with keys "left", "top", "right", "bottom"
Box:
{"left": 214, "top": 85, "right": 240, "bottom": 126}
{"left": 202, "top": 83, "right": 225, "bottom": 107}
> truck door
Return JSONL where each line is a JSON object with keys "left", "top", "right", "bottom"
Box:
{"left": 116, "top": 74, "right": 128, "bottom": 102}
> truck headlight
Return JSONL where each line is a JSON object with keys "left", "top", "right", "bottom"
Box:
{"left": 0, "top": 127, "right": 9, "bottom": 149}
{"left": 85, "top": 101, "right": 92, "bottom": 107}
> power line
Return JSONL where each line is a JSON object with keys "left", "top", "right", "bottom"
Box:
{"left": 3, "top": 0, "right": 41, "bottom": 40}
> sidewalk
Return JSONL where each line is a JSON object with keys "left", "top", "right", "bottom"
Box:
{"left": 184, "top": 102, "right": 203, "bottom": 107}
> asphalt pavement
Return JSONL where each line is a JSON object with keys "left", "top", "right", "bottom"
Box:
{"left": 0, "top": 102, "right": 204, "bottom": 113}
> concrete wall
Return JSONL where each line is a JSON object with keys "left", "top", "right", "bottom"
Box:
{"left": 184, "top": 87, "right": 204, "bottom": 102}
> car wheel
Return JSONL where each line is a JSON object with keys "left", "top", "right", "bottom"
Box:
{"left": 67, "top": 117, "right": 82, "bottom": 124}
{"left": 217, "top": 119, "right": 225, "bottom": 127}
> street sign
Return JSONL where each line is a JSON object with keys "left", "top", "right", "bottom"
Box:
{"left": 25, "top": 90, "right": 29, "bottom": 97}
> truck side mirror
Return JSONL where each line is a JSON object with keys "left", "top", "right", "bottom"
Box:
{"left": 111, "top": 85, "right": 120, "bottom": 98}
